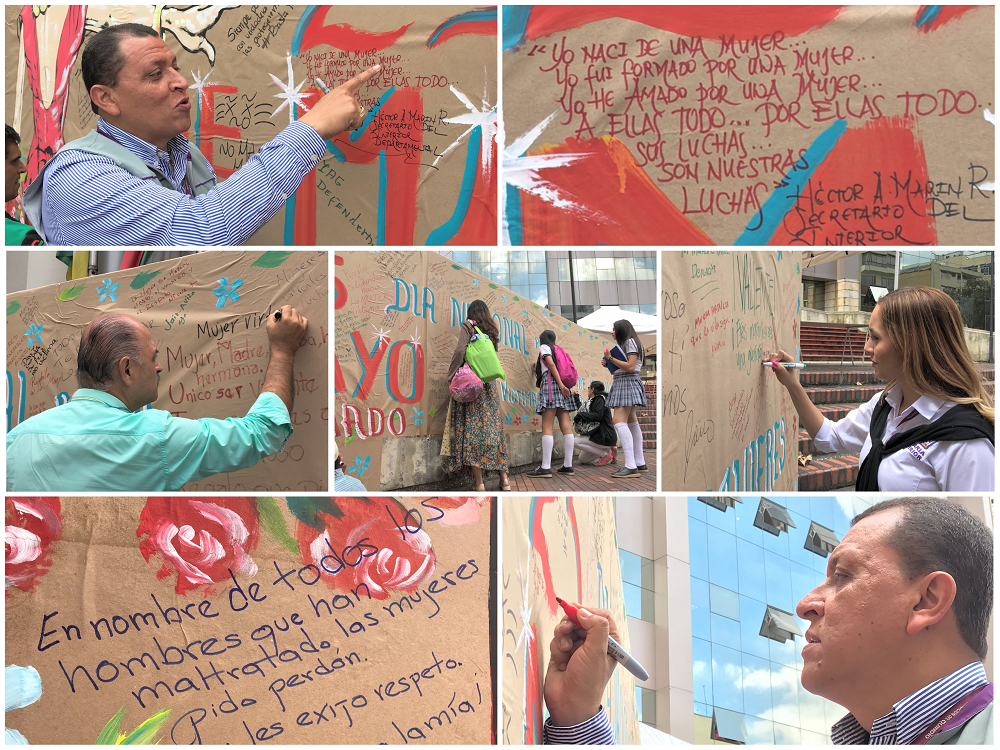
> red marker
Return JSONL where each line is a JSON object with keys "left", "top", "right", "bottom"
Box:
{"left": 556, "top": 597, "right": 649, "bottom": 681}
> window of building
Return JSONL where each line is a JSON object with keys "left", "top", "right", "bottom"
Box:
{"left": 698, "top": 496, "right": 741, "bottom": 513}
{"left": 615, "top": 256, "right": 637, "bottom": 281}
{"left": 596, "top": 256, "right": 616, "bottom": 280}
{"left": 636, "top": 686, "right": 657, "bottom": 726}
{"left": 620, "top": 548, "right": 654, "bottom": 623}
{"left": 753, "top": 498, "right": 796, "bottom": 536}
{"left": 712, "top": 708, "right": 749, "bottom": 744}
{"left": 804, "top": 521, "right": 839, "bottom": 558}
{"left": 759, "top": 605, "right": 803, "bottom": 643}
{"left": 574, "top": 256, "right": 597, "bottom": 281}
{"left": 634, "top": 255, "right": 656, "bottom": 280}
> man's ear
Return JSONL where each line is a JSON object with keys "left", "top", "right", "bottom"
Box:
{"left": 905, "top": 571, "right": 957, "bottom": 636}
{"left": 117, "top": 355, "right": 134, "bottom": 386}
{"left": 89, "top": 86, "right": 121, "bottom": 117}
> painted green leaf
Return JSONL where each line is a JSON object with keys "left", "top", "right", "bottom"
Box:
{"left": 6, "top": 301, "right": 20, "bottom": 315}
{"left": 255, "top": 496, "right": 299, "bottom": 555}
{"left": 513, "top": 296, "right": 519, "bottom": 301}
{"left": 251, "top": 251, "right": 293, "bottom": 268}
{"left": 57, "top": 283, "right": 86, "bottom": 301}
{"left": 488, "top": 283, "right": 497, "bottom": 289}
{"left": 796, "top": 262, "right": 801, "bottom": 274}
{"left": 118, "top": 709, "right": 172, "bottom": 745}
{"left": 428, "top": 404, "right": 438, "bottom": 417}
{"left": 345, "top": 433, "right": 355, "bottom": 445}
{"left": 532, "top": 304, "right": 539, "bottom": 309}
{"left": 287, "top": 498, "right": 344, "bottom": 531}
{"left": 96, "top": 707, "right": 125, "bottom": 745}
{"left": 130, "top": 270, "right": 161, "bottom": 290}
{"left": 451, "top": 264, "right": 462, "bottom": 269}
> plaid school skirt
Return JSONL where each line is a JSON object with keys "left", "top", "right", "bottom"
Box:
{"left": 536, "top": 371, "right": 579, "bottom": 413}
{"left": 607, "top": 371, "right": 648, "bottom": 408}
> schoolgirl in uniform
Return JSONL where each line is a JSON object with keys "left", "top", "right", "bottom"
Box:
{"left": 527, "top": 330, "right": 577, "bottom": 478}
{"left": 769, "top": 287, "right": 994, "bottom": 491}
{"left": 603, "top": 319, "right": 648, "bottom": 479}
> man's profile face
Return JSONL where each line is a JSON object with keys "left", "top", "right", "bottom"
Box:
{"left": 795, "top": 508, "right": 913, "bottom": 704}
{"left": 5, "top": 142, "right": 27, "bottom": 203}
{"left": 131, "top": 321, "right": 163, "bottom": 407}
{"left": 97, "top": 35, "right": 191, "bottom": 148}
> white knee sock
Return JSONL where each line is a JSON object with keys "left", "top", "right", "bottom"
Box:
{"left": 615, "top": 423, "right": 636, "bottom": 469}
{"left": 563, "top": 433, "right": 574, "bottom": 467}
{"left": 628, "top": 422, "right": 644, "bottom": 467}
{"left": 541, "top": 434, "right": 553, "bottom": 469}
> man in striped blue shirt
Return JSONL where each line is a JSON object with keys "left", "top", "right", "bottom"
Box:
{"left": 541, "top": 605, "right": 621, "bottom": 744}
{"left": 22, "top": 23, "right": 379, "bottom": 246}
{"left": 796, "top": 497, "right": 993, "bottom": 744}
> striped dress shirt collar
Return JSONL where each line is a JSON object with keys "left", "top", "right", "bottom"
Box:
{"left": 831, "top": 661, "right": 988, "bottom": 744}
{"left": 94, "top": 117, "right": 191, "bottom": 191}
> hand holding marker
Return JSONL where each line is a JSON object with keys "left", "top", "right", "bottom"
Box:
{"left": 557, "top": 597, "right": 648, "bottom": 681}
{"left": 763, "top": 360, "right": 806, "bottom": 369}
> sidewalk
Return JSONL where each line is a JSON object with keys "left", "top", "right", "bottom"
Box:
{"left": 507, "top": 449, "right": 657, "bottom": 493}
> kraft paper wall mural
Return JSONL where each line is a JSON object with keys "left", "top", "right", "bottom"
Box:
{"left": 334, "top": 251, "right": 625, "bottom": 491}
{"left": 502, "top": 5, "right": 995, "bottom": 246}
{"left": 6, "top": 250, "right": 328, "bottom": 491}
{"left": 662, "top": 251, "right": 800, "bottom": 491}
{"left": 501, "top": 497, "right": 639, "bottom": 745}
{"left": 5, "top": 497, "right": 493, "bottom": 745}
{"left": 4, "top": 5, "right": 497, "bottom": 245}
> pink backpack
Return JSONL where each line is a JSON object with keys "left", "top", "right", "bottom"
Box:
{"left": 551, "top": 344, "right": 578, "bottom": 387}
{"left": 450, "top": 363, "right": 484, "bottom": 403}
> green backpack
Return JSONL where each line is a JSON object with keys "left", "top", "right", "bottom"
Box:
{"left": 465, "top": 326, "right": 506, "bottom": 382}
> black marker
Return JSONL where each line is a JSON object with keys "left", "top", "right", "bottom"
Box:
{"left": 274, "top": 310, "right": 282, "bottom": 321}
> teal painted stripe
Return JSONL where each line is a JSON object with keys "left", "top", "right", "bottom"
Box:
{"left": 916, "top": 5, "right": 942, "bottom": 27}
{"left": 350, "top": 87, "right": 394, "bottom": 142}
{"left": 377, "top": 149, "right": 387, "bottom": 245}
{"left": 425, "top": 126, "right": 482, "bottom": 245}
{"left": 291, "top": 5, "right": 319, "bottom": 55}
{"left": 734, "top": 119, "right": 847, "bottom": 245}
{"left": 505, "top": 183, "right": 523, "bottom": 245}
{"left": 502, "top": 5, "right": 532, "bottom": 51}
{"left": 325, "top": 140, "right": 346, "bottom": 162}
{"left": 427, "top": 8, "right": 497, "bottom": 46}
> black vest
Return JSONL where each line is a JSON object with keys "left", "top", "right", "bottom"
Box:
{"left": 855, "top": 398, "right": 994, "bottom": 490}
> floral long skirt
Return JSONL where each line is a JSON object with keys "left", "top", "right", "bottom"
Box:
{"left": 441, "top": 380, "right": 509, "bottom": 478}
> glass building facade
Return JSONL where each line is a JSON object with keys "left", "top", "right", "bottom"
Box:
{"left": 687, "top": 495, "right": 874, "bottom": 745}
{"left": 442, "top": 250, "right": 657, "bottom": 319}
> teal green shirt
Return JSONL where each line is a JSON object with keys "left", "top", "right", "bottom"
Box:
{"left": 6, "top": 389, "right": 292, "bottom": 491}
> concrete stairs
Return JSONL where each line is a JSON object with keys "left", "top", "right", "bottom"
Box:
{"left": 800, "top": 322, "right": 868, "bottom": 363}
{"left": 796, "top": 366, "right": 995, "bottom": 491}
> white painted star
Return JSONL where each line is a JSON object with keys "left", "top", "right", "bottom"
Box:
{"left": 433, "top": 67, "right": 497, "bottom": 175}
{"left": 370, "top": 325, "right": 391, "bottom": 346}
{"left": 501, "top": 112, "right": 598, "bottom": 245}
{"left": 515, "top": 556, "right": 534, "bottom": 652}
{"left": 270, "top": 53, "right": 310, "bottom": 124}
{"left": 409, "top": 327, "right": 422, "bottom": 346}
{"left": 188, "top": 67, "right": 216, "bottom": 109}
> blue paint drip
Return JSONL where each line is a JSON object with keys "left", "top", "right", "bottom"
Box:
{"left": 916, "top": 5, "right": 943, "bottom": 28}
{"left": 351, "top": 87, "right": 395, "bottom": 142}
{"left": 325, "top": 140, "right": 346, "bottom": 162}
{"left": 377, "top": 149, "right": 387, "bottom": 245}
{"left": 193, "top": 96, "right": 201, "bottom": 149}
{"left": 505, "top": 183, "right": 524, "bottom": 245}
{"left": 427, "top": 8, "right": 497, "bottom": 47}
{"left": 425, "top": 126, "right": 481, "bottom": 245}
{"left": 502, "top": 5, "right": 532, "bottom": 51}
{"left": 734, "top": 119, "right": 847, "bottom": 245}
{"left": 290, "top": 5, "right": 319, "bottom": 56}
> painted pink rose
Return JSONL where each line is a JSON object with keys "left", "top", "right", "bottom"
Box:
{"left": 296, "top": 498, "right": 435, "bottom": 599}
{"left": 137, "top": 498, "right": 260, "bottom": 594}
{"left": 5, "top": 497, "right": 63, "bottom": 596}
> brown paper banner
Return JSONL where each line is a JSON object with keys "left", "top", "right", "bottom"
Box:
{"left": 334, "top": 250, "right": 620, "bottom": 490}
{"left": 501, "top": 496, "right": 639, "bottom": 745}
{"left": 6, "top": 250, "right": 328, "bottom": 491}
{"left": 5, "top": 5, "right": 497, "bottom": 245}
{"left": 661, "top": 251, "right": 800, "bottom": 491}
{"left": 502, "top": 5, "right": 994, "bottom": 245}
{"left": 4, "top": 496, "right": 492, "bottom": 745}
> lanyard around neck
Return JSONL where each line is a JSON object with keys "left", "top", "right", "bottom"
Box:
{"left": 909, "top": 683, "right": 991, "bottom": 745}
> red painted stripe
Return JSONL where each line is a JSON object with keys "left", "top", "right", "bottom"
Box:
{"left": 300, "top": 10, "right": 412, "bottom": 53}
{"left": 525, "top": 5, "right": 843, "bottom": 43}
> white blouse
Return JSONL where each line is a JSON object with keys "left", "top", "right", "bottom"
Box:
{"left": 814, "top": 383, "right": 994, "bottom": 491}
